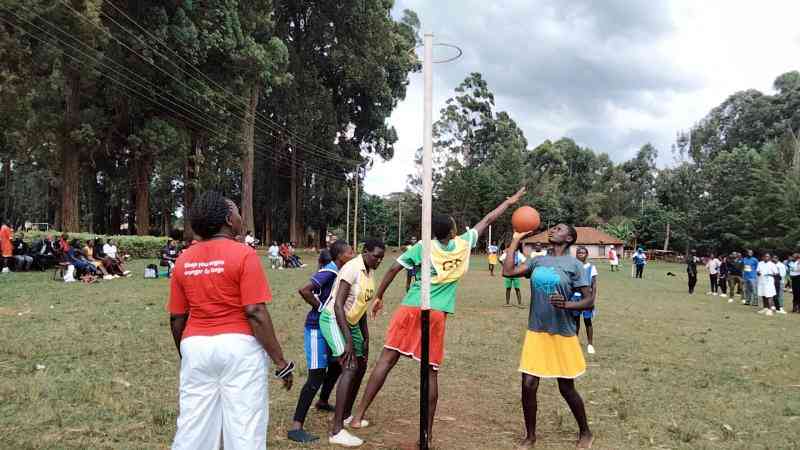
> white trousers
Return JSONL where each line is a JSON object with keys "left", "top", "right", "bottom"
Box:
{"left": 172, "top": 334, "right": 269, "bottom": 450}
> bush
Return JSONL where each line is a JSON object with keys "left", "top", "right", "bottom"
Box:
{"left": 18, "top": 230, "right": 170, "bottom": 259}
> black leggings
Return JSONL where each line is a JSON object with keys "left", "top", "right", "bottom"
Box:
{"left": 792, "top": 276, "right": 800, "bottom": 312}
{"left": 635, "top": 264, "right": 644, "bottom": 278}
{"left": 292, "top": 363, "right": 342, "bottom": 424}
{"left": 709, "top": 274, "right": 718, "bottom": 293}
{"left": 688, "top": 273, "right": 697, "bottom": 293}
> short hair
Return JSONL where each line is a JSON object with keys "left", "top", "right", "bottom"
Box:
{"left": 576, "top": 246, "right": 588, "bottom": 254}
{"left": 565, "top": 225, "right": 578, "bottom": 247}
{"left": 363, "top": 239, "right": 385, "bottom": 252}
{"left": 318, "top": 249, "right": 332, "bottom": 266}
{"left": 432, "top": 214, "right": 454, "bottom": 240}
{"left": 329, "top": 240, "right": 349, "bottom": 261}
{"left": 190, "top": 191, "right": 231, "bottom": 240}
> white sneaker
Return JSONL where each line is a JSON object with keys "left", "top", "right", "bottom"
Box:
{"left": 587, "top": 344, "right": 596, "bottom": 354}
{"left": 742, "top": 300, "right": 748, "bottom": 305}
{"left": 766, "top": 309, "right": 774, "bottom": 316}
{"left": 713, "top": 293, "right": 719, "bottom": 296}
{"left": 770, "top": 306, "right": 776, "bottom": 311}
{"left": 123, "top": 270, "right": 131, "bottom": 276}
{"left": 777, "top": 309, "right": 787, "bottom": 315}
{"left": 329, "top": 429, "right": 363, "bottom": 447}
{"left": 721, "top": 293, "right": 728, "bottom": 298}
{"left": 1, "top": 267, "right": 9, "bottom": 273}
{"left": 103, "top": 275, "right": 114, "bottom": 280}
{"left": 728, "top": 299, "right": 734, "bottom": 303}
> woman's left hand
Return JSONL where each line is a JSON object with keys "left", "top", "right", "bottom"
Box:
{"left": 549, "top": 292, "right": 570, "bottom": 309}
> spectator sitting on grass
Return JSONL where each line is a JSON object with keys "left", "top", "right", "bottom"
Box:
{"left": 162, "top": 239, "right": 180, "bottom": 274}
{"left": 83, "top": 240, "right": 111, "bottom": 279}
{"left": 58, "top": 233, "right": 70, "bottom": 254}
{"left": 102, "top": 239, "right": 131, "bottom": 276}
{"left": 32, "top": 234, "right": 57, "bottom": 269}
{"left": 280, "top": 243, "right": 298, "bottom": 268}
{"left": 95, "top": 238, "right": 125, "bottom": 277}
{"left": 67, "top": 239, "right": 100, "bottom": 280}
{"left": 288, "top": 242, "right": 306, "bottom": 268}
{"left": 245, "top": 231, "right": 258, "bottom": 249}
{"left": 12, "top": 232, "right": 33, "bottom": 271}
{"left": 268, "top": 241, "right": 281, "bottom": 269}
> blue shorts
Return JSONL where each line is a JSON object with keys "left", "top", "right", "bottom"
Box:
{"left": 304, "top": 327, "right": 330, "bottom": 370}
{"left": 572, "top": 309, "right": 595, "bottom": 319}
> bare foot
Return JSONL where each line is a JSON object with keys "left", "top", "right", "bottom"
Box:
{"left": 576, "top": 431, "right": 593, "bottom": 449}
{"left": 518, "top": 437, "right": 536, "bottom": 448}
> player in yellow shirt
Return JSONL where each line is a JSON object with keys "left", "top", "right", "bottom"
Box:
{"left": 318, "top": 239, "right": 385, "bottom": 447}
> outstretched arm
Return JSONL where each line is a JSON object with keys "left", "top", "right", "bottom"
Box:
{"left": 370, "top": 262, "right": 405, "bottom": 319}
{"left": 472, "top": 187, "right": 526, "bottom": 238}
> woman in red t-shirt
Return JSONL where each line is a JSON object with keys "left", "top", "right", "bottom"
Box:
{"left": 0, "top": 218, "right": 13, "bottom": 272}
{"left": 168, "top": 191, "right": 294, "bottom": 450}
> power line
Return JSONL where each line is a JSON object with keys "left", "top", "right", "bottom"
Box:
{"left": 97, "top": 0, "right": 362, "bottom": 166}
{"left": 0, "top": 11, "right": 350, "bottom": 185}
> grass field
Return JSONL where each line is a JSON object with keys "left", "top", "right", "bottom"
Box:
{"left": 1, "top": 253, "right": 799, "bottom": 449}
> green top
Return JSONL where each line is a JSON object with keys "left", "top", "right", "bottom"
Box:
{"left": 398, "top": 229, "right": 478, "bottom": 314}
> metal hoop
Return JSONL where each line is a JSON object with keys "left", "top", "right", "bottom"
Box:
{"left": 410, "top": 42, "right": 463, "bottom": 64}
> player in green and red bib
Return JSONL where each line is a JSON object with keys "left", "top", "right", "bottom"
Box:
{"left": 347, "top": 187, "right": 526, "bottom": 446}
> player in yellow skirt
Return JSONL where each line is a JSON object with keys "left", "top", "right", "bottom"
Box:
{"left": 503, "top": 223, "right": 595, "bottom": 449}
{"left": 487, "top": 242, "right": 499, "bottom": 276}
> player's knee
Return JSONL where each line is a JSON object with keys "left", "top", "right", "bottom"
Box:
{"left": 522, "top": 374, "right": 539, "bottom": 392}
{"left": 557, "top": 379, "right": 576, "bottom": 397}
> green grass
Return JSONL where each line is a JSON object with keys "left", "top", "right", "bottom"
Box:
{"left": 1, "top": 254, "right": 799, "bottom": 449}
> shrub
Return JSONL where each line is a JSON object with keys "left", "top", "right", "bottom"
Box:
{"left": 18, "top": 230, "right": 170, "bottom": 259}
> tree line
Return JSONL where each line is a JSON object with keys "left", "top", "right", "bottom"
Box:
{"left": 0, "top": 0, "right": 419, "bottom": 247}
{"left": 358, "top": 71, "right": 800, "bottom": 254}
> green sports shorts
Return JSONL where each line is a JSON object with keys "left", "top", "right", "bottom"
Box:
{"left": 504, "top": 277, "right": 521, "bottom": 289}
{"left": 319, "top": 310, "right": 365, "bottom": 358}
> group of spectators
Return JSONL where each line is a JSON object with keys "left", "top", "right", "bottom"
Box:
{"left": 687, "top": 250, "right": 800, "bottom": 316}
{"left": 62, "top": 235, "right": 131, "bottom": 282}
{"left": 0, "top": 224, "right": 133, "bottom": 283}
{"left": 267, "top": 241, "right": 307, "bottom": 269}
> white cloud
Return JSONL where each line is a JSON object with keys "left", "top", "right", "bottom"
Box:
{"left": 365, "top": 0, "right": 800, "bottom": 195}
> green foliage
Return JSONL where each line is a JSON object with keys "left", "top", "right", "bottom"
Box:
{"left": 22, "top": 230, "right": 169, "bottom": 259}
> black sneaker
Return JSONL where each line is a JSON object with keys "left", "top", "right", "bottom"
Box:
{"left": 288, "top": 429, "right": 319, "bottom": 443}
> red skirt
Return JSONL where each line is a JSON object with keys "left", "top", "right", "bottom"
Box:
{"left": 384, "top": 305, "right": 447, "bottom": 370}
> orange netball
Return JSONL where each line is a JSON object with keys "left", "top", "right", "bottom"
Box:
{"left": 511, "top": 206, "right": 541, "bottom": 233}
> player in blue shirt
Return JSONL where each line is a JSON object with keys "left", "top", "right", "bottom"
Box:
{"left": 741, "top": 250, "right": 759, "bottom": 306}
{"left": 288, "top": 241, "right": 354, "bottom": 443}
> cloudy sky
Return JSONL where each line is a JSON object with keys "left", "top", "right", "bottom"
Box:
{"left": 363, "top": 0, "right": 800, "bottom": 195}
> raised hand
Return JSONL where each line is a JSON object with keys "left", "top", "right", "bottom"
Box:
{"left": 507, "top": 186, "right": 526, "bottom": 204}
